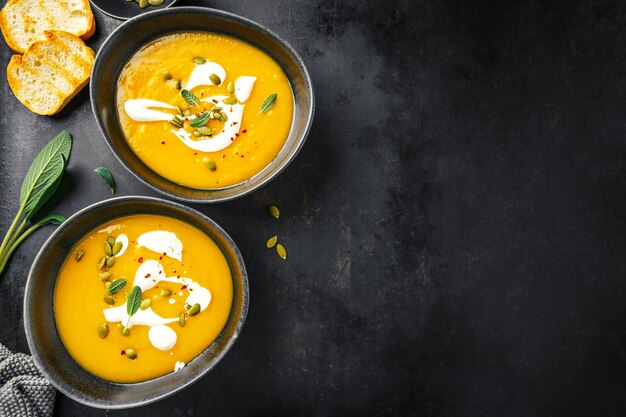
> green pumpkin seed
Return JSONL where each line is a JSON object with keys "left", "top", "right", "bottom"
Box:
{"left": 198, "top": 126, "right": 214, "bottom": 136}
{"left": 160, "top": 289, "right": 172, "bottom": 297}
{"left": 227, "top": 81, "right": 235, "bottom": 94}
{"left": 209, "top": 73, "right": 221, "bottom": 85}
{"left": 202, "top": 157, "right": 217, "bottom": 171}
{"left": 97, "top": 257, "right": 106, "bottom": 269}
{"left": 104, "top": 282, "right": 112, "bottom": 292}
{"left": 179, "top": 312, "right": 186, "bottom": 327}
{"left": 221, "top": 111, "right": 228, "bottom": 122}
{"left": 117, "top": 324, "right": 130, "bottom": 336}
{"left": 104, "top": 295, "right": 115, "bottom": 305}
{"left": 266, "top": 236, "right": 278, "bottom": 248}
{"left": 184, "top": 304, "right": 191, "bottom": 311}
{"left": 188, "top": 303, "right": 201, "bottom": 316}
{"left": 99, "top": 271, "right": 112, "bottom": 281}
{"left": 222, "top": 97, "right": 237, "bottom": 105}
{"left": 276, "top": 243, "right": 287, "bottom": 260}
{"left": 106, "top": 236, "right": 116, "bottom": 247}
{"left": 106, "top": 255, "right": 116, "bottom": 268}
{"left": 149, "top": 0, "right": 164, "bottom": 5}
{"left": 193, "top": 130, "right": 202, "bottom": 137}
{"left": 112, "top": 241, "right": 122, "bottom": 255}
{"left": 139, "top": 0, "right": 149, "bottom": 8}
{"left": 125, "top": 348, "right": 137, "bottom": 360}
{"left": 97, "top": 323, "right": 109, "bottom": 339}
{"left": 175, "top": 80, "right": 182, "bottom": 90}
{"left": 140, "top": 298, "right": 152, "bottom": 310}
{"left": 193, "top": 56, "right": 206, "bottom": 65}
{"left": 163, "top": 71, "right": 172, "bottom": 81}
{"left": 75, "top": 250, "right": 85, "bottom": 262}
{"left": 212, "top": 112, "right": 223, "bottom": 121}
{"left": 104, "top": 241, "right": 112, "bottom": 256}
{"left": 184, "top": 108, "right": 192, "bottom": 116}
{"left": 268, "top": 204, "right": 280, "bottom": 219}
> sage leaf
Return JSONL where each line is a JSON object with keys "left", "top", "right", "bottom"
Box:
{"left": 258, "top": 93, "right": 278, "bottom": 114}
{"left": 189, "top": 112, "right": 210, "bottom": 128}
{"left": 35, "top": 214, "right": 66, "bottom": 227}
{"left": 94, "top": 167, "right": 115, "bottom": 194}
{"left": 108, "top": 278, "right": 127, "bottom": 294}
{"left": 20, "top": 131, "right": 72, "bottom": 219}
{"left": 181, "top": 89, "right": 199, "bottom": 107}
{"left": 126, "top": 285, "right": 142, "bottom": 316}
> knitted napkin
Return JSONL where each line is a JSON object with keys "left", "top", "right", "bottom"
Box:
{"left": 0, "top": 343, "right": 55, "bottom": 417}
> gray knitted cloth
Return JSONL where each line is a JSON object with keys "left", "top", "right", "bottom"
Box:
{"left": 0, "top": 343, "right": 55, "bottom": 417}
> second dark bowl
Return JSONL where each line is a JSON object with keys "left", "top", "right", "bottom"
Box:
{"left": 90, "top": 7, "right": 315, "bottom": 202}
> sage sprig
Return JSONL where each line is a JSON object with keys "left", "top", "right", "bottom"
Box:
{"left": 94, "top": 167, "right": 115, "bottom": 194}
{"left": 181, "top": 89, "right": 199, "bottom": 107}
{"left": 189, "top": 112, "right": 210, "bottom": 128}
{"left": 0, "top": 131, "right": 72, "bottom": 276}
{"left": 258, "top": 93, "right": 278, "bottom": 114}
{"left": 123, "top": 285, "right": 142, "bottom": 331}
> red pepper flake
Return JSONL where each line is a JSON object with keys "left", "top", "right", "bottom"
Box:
{"left": 121, "top": 350, "right": 126, "bottom": 355}
{"left": 181, "top": 285, "right": 187, "bottom": 290}
{"left": 230, "top": 137, "right": 234, "bottom": 141}
{"left": 159, "top": 256, "right": 163, "bottom": 260}
{"left": 138, "top": 257, "right": 143, "bottom": 263}
{"left": 145, "top": 273, "right": 151, "bottom": 278}
{"left": 161, "top": 140, "right": 166, "bottom": 144}
{"left": 221, "top": 154, "right": 225, "bottom": 158}
{"left": 241, "top": 155, "right": 244, "bottom": 158}
{"left": 163, "top": 252, "right": 167, "bottom": 255}
{"left": 177, "top": 275, "right": 181, "bottom": 279}
{"left": 158, "top": 270, "right": 162, "bottom": 274}
{"left": 233, "top": 122, "right": 238, "bottom": 125}
{"left": 235, "top": 133, "right": 239, "bottom": 137}
{"left": 194, "top": 152, "right": 197, "bottom": 155}
{"left": 189, "top": 288, "right": 194, "bottom": 292}
{"left": 242, "top": 129, "right": 247, "bottom": 133}
{"left": 212, "top": 99, "right": 218, "bottom": 104}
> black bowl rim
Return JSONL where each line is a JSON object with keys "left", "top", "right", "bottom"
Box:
{"left": 90, "top": 6, "right": 315, "bottom": 203}
{"left": 89, "top": 0, "right": 179, "bottom": 21}
{"left": 23, "top": 196, "right": 249, "bottom": 408}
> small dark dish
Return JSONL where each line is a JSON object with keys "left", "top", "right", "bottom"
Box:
{"left": 91, "top": 7, "right": 315, "bottom": 202}
{"left": 24, "top": 197, "right": 249, "bottom": 409}
{"left": 89, "top": 0, "right": 178, "bottom": 21}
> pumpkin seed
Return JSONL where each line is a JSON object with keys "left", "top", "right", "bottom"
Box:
{"left": 106, "top": 255, "right": 116, "bottom": 268}
{"left": 177, "top": 107, "right": 184, "bottom": 117}
{"left": 125, "top": 348, "right": 137, "bottom": 360}
{"left": 117, "top": 324, "right": 130, "bottom": 336}
{"left": 268, "top": 204, "right": 280, "bottom": 219}
{"left": 188, "top": 303, "right": 201, "bottom": 316}
{"left": 179, "top": 312, "right": 186, "bottom": 327}
{"left": 193, "top": 56, "right": 206, "bottom": 65}
{"left": 202, "top": 157, "right": 217, "bottom": 171}
{"left": 97, "top": 257, "right": 106, "bottom": 269}
{"left": 97, "top": 323, "right": 109, "bottom": 339}
{"left": 175, "top": 80, "right": 182, "bottom": 90}
{"left": 112, "top": 241, "right": 123, "bottom": 255}
{"left": 184, "top": 108, "right": 192, "bottom": 117}
{"left": 266, "top": 236, "right": 278, "bottom": 248}
{"left": 160, "top": 289, "right": 172, "bottom": 297}
{"left": 149, "top": 0, "right": 164, "bottom": 5}
{"left": 106, "top": 236, "right": 116, "bottom": 247}
{"left": 209, "top": 73, "right": 221, "bottom": 85}
{"left": 221, "top": 111, "right": 228, "bottom": 122}
{"left": 104, "top": 282, "right": 112, "bottom": 292}
{"left": 99, "top": 271, "right": 112, "bottom": 281}
{"left": 163, "top": 71, "right": 172, "bottom": 81}
{"left": 140, "top": 299, "right": 151, "bottom": 310}
{"left": 139, "top": 0, "right": 149, "bottom": 8}
{"left": 184, "top": 304, "right": 191, "bottom": 311}
{"left": 223, "top": 97, "right": 237, "bottom": 105}
{"left": 104, "top": 241, "right": 112, "bottom": 256}
{"left": 198, "top": 126, "right": 214, "bottom": 136}
{"left": 227, "top": 81, "right": 235, "bottom": 94}
{"left": 104, "top": 295, "right": 115, "bottom": 305}
{"left": 75, "top": 250, "right": 85, "bottom": 262}
{"left": 193, "top": 130, "right": 202, "bottom": 137}
{"left": 276, "top": 244, "right": 287, "bottom": 260}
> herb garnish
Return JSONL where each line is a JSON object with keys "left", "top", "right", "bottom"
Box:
{"left": 189, "top": 112, "right": 210, "bottom": 128}
{"left": 258, "top": 93, "right": 278, "bottom": 114}
{"left": 0, "top": 131, "right": 72, "bottom": 275}
{"left": 107, "top": 278, "right": 127, "bottom": 294}
{"left": 181, "top": 89, "right": 199, "bottom": 107}
{"left": 94, "top": 167, "right": 115, "bottom": 194}
{"left": 124, "top": 285, "right": 143, "bottom": 331}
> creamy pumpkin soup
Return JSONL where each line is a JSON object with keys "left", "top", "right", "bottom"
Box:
{"left": 116, "top": 32, "right": 294, "bottom": 189}
{"left": 54, "top": 215, "right": 233, "bottom": 383}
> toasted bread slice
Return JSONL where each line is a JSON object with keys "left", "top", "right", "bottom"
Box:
{"left": 7, "top": 30, "right": 95, "bottom": 115}
{"left": 0, "top": 0, "right": 95, "bottom": 54}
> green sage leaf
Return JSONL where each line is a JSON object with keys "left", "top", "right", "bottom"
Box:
{"left": 20, "top": 131, "right": 72, "bottom": 219}
{"left": 189, "top": 112, "right": 210, "bottom": 128}
{"left": 126, "top": 285, "right": 142, "bottom": 316}
{"left": 94, "top": 167, "right": 115, "bottom": 194}
{"left": 181, "top": 89, "right": 199, "bottom": 107}
{"left": 108, "top": 278, "right": 127, "bottom": 294}
{"left": 258, "top": 93, "right": 278, "bottom": 114}
{"left": 35, "top": 214, "right": 66, "bottom": 227}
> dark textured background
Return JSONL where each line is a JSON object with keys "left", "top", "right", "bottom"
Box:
{"left": 1, "top": 0, "right": 626, "bottom": 416}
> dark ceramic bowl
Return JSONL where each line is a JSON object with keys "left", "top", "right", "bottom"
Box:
{"left": 89, "top": 0, "right": 178, "bottom": 21}
{"left": 24, "top": 197, "right": 249, "bottom": 409}
{"left": 90, "top": 7, "right": 315, "bottom": 203}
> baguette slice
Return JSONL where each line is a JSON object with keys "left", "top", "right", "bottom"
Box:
{"left": 7, "top": 30, "right": 95, "bottom": 116}
{"left": 0, "top": 0, "right": 95, "bottom": 54}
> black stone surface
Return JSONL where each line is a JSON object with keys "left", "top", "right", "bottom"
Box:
{"left": 1, "top": 0, "right": 626, "bottom": 416}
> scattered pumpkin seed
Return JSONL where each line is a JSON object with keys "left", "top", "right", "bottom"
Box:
{"left": 117, "top": 324, "right": 130, "bottom": 336}
{"left": 99, "top": 271, "right": 112, "bottom": 281}
{"left": 188, "top": 303, "right": 201, "bottom": 316}
{"left": 160, "top": 289, "right": 172, "bottom": 297}
{"left": 179, "top": 312, "right": 186, "bottom": 327}
{"left": 75, "top": 250, "right": 85, "bottom": 262}
{"left": 198, "top": 126, "right": 214, "bottom": 136}
{"left": 163, "top": 71, "right": 172, "bottom": 81}
{"left": 104, "top": 241, "right": 112, "bottom": 256}
{"left": 175, "top": 80, "right": 182, "bottom": 90}
{"left": 106, "top": 236, "right": 116, "bottom": 247}
{"left": 193, "top": 56, "right": 207, "bottom": 65}
{"left": 203, "top": 157, "right": 217, "bottom": 171}
{"left": 97, "top": 323, "right": 109, "bottom": 339}
{"left": 112, "top": 241, "right": 123, "bottom": 255}
{"left": 184, "top": 108, "right": 192, "bottom": 117}
{"left": 149, "top": 0, "right": 164, "bottom": 5}
{"left": 104, "top": 295, "right": 115, "bottom": 305}
{"left": 223, "top": 97, "right": 237, "bottom": 105}
{"left": 125, "top": 348, "right": 137, "bottom": 360}
{"left": 266, "top": 236, "right": 278, "bottom": 248}
{"left": 193, "top": 130, "right": 201, "bottom": 137}
{"left": 209, "top": 73, "right": 221, "bottom": 85}
{"left": 97, "top": 257, "right": 106, "bottom": 269}
{"left": 177, "top": 107, "right": 184, "bottom": 117}
{"left": 276, "top": 243, "right": 287, "bottom": 260}
{"left": 268, "top": 204, "right": 280, "bottom": 219}
{"left": 106, "top": 255, "right": 116, "bottom": 268}
{"left": 139, "top": 0, "right": 149, "bottom": 8}
{"left": 140, "top": 299, "right": 152, "bottom": 310}
{"left": 104, "top": 282, "right": 112, "bottom": 292}
{"left": 227, "top": 81, "right": 235, "bottom": 94}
